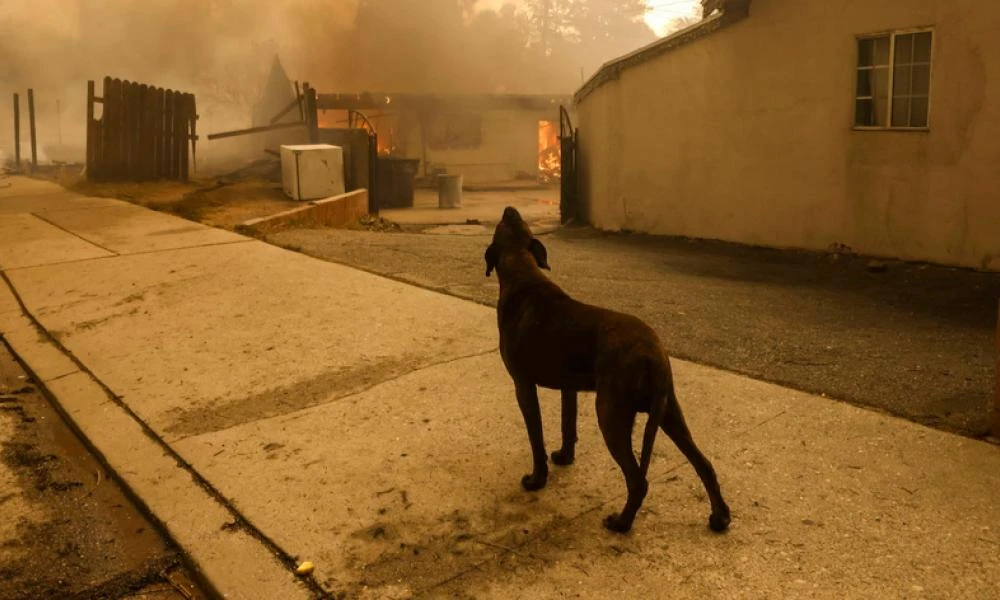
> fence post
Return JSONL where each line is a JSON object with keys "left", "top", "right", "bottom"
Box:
{"left": 86, "top": 81, "right": 94, "bottom": 179}
{"left": 12, "top": 93, "right": 20, "bottom": 171}
{"left": 993, "top": 298, "right": 999, "bottom": 439}
{"left": 27, "top": 88, "right": 37, "bottom": 170}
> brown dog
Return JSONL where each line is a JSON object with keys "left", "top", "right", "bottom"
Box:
{"left": 485, "top": 207, "right": 731, "bottom": 533}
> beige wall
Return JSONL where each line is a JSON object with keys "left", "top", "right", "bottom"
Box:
{"left": 576, "top": 0, "right": 1000, "bottom": 270}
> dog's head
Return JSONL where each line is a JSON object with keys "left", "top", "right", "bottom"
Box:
{"left": 484, "top": 207, "right": 550, "bottom": 277}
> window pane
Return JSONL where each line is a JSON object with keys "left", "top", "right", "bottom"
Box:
{"left": 873, "top": 96, "right": 888, "bottom": 127}
{"left": 855, "top": 99, "right": 874, "bottom": 126}
{"left": 856, "top": 69, "right": 872, "bottom": 97}
{"left": 893, "top": 64, "right": 913, "bottom": 97}
{"left": 873, "top": 36, "right": 890, "bottom": 65}
{"left": 910, "top": 97, "right": 929, "bottom": 127}
{"left": 914, "top": 31, "right": 933, "bottom": 62}
{"left": 912, "top": 64, "right": 931, "bottom": 95}
{"left": 891, "top": 97, "right": 910, "bottom": 127}
{"left": 872, "top": 67, "right": 889, "bottom": 97}
{"left": 858, "top": 38, "right": 874, "bottom": 67}
{"left": 894, "top": 33, "right": 914, "bottom": 65}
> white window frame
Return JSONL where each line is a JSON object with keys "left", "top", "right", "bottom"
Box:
{"left": 853, "top": 27, "right": 935, "bottom": 132}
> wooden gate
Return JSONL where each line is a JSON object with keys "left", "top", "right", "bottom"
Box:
{"left": 559, "top": 105, "right": 579, "bottom": 224}
{"left": 86, "top": 77, "right": 198, "bottom": 182}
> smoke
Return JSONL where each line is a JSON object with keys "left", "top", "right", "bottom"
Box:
{"left": 0, "top": 0, "right": 664, "bottom": 169}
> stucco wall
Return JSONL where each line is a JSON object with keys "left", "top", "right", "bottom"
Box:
{"left": 576, "top": 0, "right": 1000, "bottom": 270}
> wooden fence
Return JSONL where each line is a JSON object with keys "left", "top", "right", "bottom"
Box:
{"left": 86, "top": 77, "right": 197, "bottom": 182}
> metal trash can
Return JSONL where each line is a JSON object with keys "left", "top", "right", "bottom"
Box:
{"left": 374, "top": 157, "right": 419, "bottom": 209}
{"left": 437, "top": 173, "right": 463, "bottom": 209}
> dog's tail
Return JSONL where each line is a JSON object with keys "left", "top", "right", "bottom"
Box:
{"left": 638, "top": 365, "right": 669, "bottom": 476}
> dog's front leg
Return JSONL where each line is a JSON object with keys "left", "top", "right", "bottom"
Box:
{"left": 551, "top": 389, "right": 577, "bottom": 466}
{"left": 514, "top": 382, "right": 548, "bottom": 491}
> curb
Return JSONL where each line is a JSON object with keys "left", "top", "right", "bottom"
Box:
{"left": 236, "top": 189, "right": 368, "bottom": 235}
{"left": 0, "top": 275, "right": 323, "bottom": 600}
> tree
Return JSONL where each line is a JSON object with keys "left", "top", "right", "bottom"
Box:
{"left": 573, "top": 0, "right": 656, "bottom": 57}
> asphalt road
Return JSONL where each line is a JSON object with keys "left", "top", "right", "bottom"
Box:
{"left": 268, "top": 225, "right": 1000, "bottom": 437}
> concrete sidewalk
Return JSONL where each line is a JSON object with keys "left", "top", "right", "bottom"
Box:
{"left": 1, "top": 175, "right": 998, "bottom": 599}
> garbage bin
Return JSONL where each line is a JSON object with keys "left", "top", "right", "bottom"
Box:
{"left": 374, "top": 157, "right": 419, "bottom": 209}
{"left": 437, "top": 173, "right": 463, "bottom": 209}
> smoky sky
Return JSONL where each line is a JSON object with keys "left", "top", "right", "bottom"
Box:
{"left": 1, "top": 0, "right": 673, "bottom": 160}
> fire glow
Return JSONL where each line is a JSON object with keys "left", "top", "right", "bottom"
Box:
{"left": 538, "top": 120, "right": 560, "bottom": 183}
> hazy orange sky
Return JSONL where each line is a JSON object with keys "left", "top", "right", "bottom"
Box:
{"left": 474, "top": 0, "right": 702, "bottom": 36}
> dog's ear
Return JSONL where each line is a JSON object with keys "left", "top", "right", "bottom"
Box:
{"left": 528, "top": 238, "right": 550, "bottom": 270}
{"left": 484, "top": 243, "right": 500, "bottom": 277}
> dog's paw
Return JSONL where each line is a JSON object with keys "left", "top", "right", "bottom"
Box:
{"left": 551, "top": 448, "right": 575, "bottom": 466}
{"left": 709, "top": 511, "right": 731, "bottom": 533}
{"left": 602, "top": 513, "right": 632, "bottom": 534}
{"left": 520, "top": 472, "right": 547, "bottom": 491}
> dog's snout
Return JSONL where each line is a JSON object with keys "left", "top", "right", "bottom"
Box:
{"left": 502, "top": 207, "right": 523, "bottom": 222}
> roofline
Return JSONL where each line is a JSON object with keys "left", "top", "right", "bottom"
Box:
{"left": 574, "top": 0, "right": 752, "bottom": 104}
{"left": 316, "top": 92, "right": 572, "bottom": 111}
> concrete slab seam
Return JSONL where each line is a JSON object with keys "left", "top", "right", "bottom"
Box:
{"left": 2, "top": 239, "right": 256, "bottom": 273}
{"left": 0, "top": 270, "right": 333, "bottom": 599}
{"left": 29, "top": 211, "right": 121, "bottom": 256}
{"left": 271, "top": 242, "right": 497, "bottom": 310}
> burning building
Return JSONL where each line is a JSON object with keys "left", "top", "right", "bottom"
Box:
{"left": 315, "top": 92, "right": 571, "bottom": 184}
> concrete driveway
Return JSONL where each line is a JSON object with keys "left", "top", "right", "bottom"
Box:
{"left": 1, "top": 176, "right": 998, "bottom": 599}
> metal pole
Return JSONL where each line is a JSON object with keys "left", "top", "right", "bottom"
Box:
{"left": 12, "top": 93, "right": 21, "bottom": 171}
{"left": 27, "top": 88, "right": 37, "bottom": 169}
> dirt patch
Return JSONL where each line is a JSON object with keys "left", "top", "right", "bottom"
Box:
{"left": 0, "top": 341, "right": 206, "bottom": 600}
{"left": 164, "top": 351, "right": 436, "bottom": 439}
{"left": 29, "top": 162, "right": 300, "bottom": 231}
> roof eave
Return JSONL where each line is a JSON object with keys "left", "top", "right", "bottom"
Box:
{"left": 574, "top": 0, "right": 752, "bottom": 104}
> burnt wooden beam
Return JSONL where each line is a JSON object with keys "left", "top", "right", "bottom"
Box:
{"left": 207, "top": 120, "right": 305, "bottom": 141}
{"left": 269, "top": 97, "right": 302, "bottom": 124}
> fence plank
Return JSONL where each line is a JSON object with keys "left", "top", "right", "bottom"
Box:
{"left": 180, "top": 93, "right": 193, "bottom": 181}
{"left": 121, "top": 80, "right": 133, "bottom": 179}
{"left": 154, "top": 87, "right": 164, "bottom": 178}
{"left": 101, "top": 78, "right": 117, "bottom": 180}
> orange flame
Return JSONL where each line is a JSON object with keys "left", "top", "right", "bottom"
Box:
{"left": 538, "top": 120, "right": 560, "bottom": 183}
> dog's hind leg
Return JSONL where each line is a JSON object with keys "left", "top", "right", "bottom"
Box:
{"left": 596, "top": 393, "right": 646, "bottom": 533}
{"left": 551, "top": 390, "right": 577, "bottom": 466}
{"left": 660, "top": 390, "right": 731, "bottom": 533}
{"left": 515, "top": 382, "right": 549, "bottom": 491}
